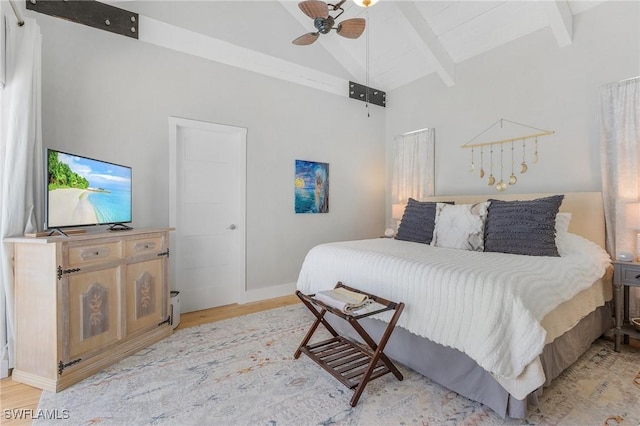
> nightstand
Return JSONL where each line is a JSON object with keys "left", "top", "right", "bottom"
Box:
{"left": 612, "top": 261, "right": 640, "bottom": 351}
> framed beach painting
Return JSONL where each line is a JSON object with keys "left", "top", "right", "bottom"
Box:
{"left": 294, "top": 160, "right": 329, "bottom": 214}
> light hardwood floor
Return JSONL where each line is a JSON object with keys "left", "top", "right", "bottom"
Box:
{"left": 0, "top": 294, "right": 299, "bottom": 425}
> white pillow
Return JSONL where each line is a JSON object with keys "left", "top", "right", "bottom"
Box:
{"left": 432, "top": 202, "right": 490, "bottom": 251}
{"left": 556, "top": 212, "right": 572, "bottom": 235}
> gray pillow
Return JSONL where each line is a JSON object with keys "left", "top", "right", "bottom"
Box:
{"left": 395, "top": 199, "right": 454, "bottom": 244}
{"left": 395, "top": 199, "right": 439, "bottom": 244}
{"left": 484, "top": 195, "right": 564, "bottom": 257}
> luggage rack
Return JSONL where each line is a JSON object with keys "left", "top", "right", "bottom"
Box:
{"left": 294, "top": 282, "right": 405, "bottom": 407}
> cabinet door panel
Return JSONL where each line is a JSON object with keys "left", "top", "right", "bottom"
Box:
{"left": 68, "top": 268, "right": 121, "bottom": 359}
{"left": 126, "top": 259, "right": 165, "bottom": 335}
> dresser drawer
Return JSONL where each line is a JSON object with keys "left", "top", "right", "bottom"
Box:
{"left": 125, "top": 236, "right": 164, "bottom": 257}
{"left": 67, "top": 242, "right": 123, "bottom": 267}
{"left": 619, "top": 266, "right": 640, "bottom": 287}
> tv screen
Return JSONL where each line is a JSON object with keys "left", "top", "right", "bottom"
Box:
{"left": 46, "top": 149, "right": 132, "bottom": 229}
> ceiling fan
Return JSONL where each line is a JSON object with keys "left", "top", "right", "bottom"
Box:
{"left": 292, "top": 0, "right": 366, "bottom": 46}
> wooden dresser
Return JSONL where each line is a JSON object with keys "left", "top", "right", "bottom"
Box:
{"left": 6, "top": 228, "right": 173, "bottom": 392}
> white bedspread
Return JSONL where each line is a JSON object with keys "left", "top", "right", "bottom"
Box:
{"left": 296, "top": 233, "right": 611, "bottom": 396}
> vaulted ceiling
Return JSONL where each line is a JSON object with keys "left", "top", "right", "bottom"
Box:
{"left": 119, "top": 1, "right": 604, "bottom": 95}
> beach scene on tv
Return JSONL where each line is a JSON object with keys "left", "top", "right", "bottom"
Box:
{"left": 47, "top": 151, "right": 132, "bottom": 228}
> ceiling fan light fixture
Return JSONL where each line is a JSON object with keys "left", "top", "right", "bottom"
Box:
{"left": 353, "top": 0, "right": 379, "bottom": 7}
{"left": 293, "top": 0, "right": 367, "bottom": 45}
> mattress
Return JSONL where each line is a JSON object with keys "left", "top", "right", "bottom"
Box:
{"left": 493, "top": 274, "right": 611, "bottom": 401}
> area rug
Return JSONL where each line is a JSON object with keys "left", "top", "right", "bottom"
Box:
{"left": 37, "top": 304, "right": 640, "bottom": 425}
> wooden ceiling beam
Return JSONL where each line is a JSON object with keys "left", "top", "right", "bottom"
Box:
{"left": 138, "top": 16, "right": 348, "bottom": 97}
{"left": 394, "top": 1, "right": 455, "bottom": 88}
{"left": 545, "top": 0, "right": 573, "bottom": 47}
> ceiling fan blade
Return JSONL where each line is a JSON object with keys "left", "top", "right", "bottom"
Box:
{"left": 292, "top": 32, "right": 320, "bottom": 46}
{"left": 336, "top": 18, "right": 366, "bottom": 39}
{"left": 298, "top": 0, "right": 329, "bottom": 19}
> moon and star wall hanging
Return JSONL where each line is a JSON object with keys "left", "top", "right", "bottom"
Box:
{"left": 461, "top": 119, "right": 554, "bottom": 191}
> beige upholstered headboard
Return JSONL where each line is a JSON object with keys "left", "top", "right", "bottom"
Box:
{"left": 424, "top": 192, "right": 606, "bottom": 248}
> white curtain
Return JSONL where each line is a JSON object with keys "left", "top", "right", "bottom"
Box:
{"left": 600, "top": 76, "right": 640, "bottom": 319}
{"left": 391, "top": 128, "right": 435, "bottom": 205}
{"left": 0, "top": 14, "right": 43, "bottom": 378}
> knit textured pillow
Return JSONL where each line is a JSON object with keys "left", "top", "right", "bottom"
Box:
{"left": 484, "top": 195, "right": 564, "bottom": 257}
{"left": 395, "top": 199, "right": 439, "bottom": 244}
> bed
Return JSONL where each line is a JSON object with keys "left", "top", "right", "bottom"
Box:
{"left": 296, "top": 192, "right": 613, "bottom": 419}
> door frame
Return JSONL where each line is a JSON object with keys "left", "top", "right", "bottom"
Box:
{"left": 168, "top": 116, "right": 247, "bottom": 305}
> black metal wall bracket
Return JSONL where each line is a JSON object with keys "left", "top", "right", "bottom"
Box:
{"left": 349, "top": 81, "right": 386, "bottom": 107}
{"left": 26, "top": 0, "right": 139, "bottom": 39}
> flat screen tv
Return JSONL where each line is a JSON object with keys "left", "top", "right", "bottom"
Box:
{"left": 46, "top": 149, "right": 132, "bottom": 230}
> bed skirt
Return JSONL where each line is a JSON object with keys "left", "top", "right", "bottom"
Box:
{"left": 324, "top": 303, "right": 613, "bottom": 419}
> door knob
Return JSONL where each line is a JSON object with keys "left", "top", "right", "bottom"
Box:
{"left": 228, "top": 224, "right": 237, "bottom": 230}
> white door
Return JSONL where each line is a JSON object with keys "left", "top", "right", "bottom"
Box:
{"left": 169, "top": 117, "right": 246, "bottom": 313}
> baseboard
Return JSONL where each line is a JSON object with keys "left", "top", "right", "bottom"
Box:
{"left": 242, "top": 282, "right": 297, "bottom": 304}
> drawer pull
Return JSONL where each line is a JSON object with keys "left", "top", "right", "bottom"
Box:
{"left": 134, "top": 242, "right": 156, "bottom": 251}
{"left": 635, "top": 274, "right": 640, "bottom": 280}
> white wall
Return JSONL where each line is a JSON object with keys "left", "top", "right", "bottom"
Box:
{"left": 29, "top": 10, "right": 386, "bottom": 296}
{"left": 386, "top": 1, "right": 639, "bottom": 202}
